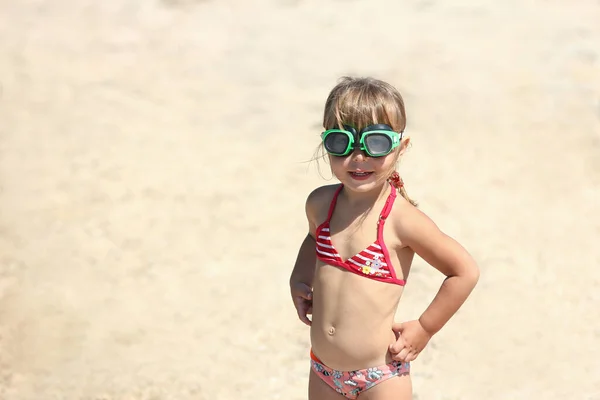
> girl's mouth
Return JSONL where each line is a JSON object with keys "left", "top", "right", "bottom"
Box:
{"left": 348, "top": 171, "right": 374, "bottom": 180}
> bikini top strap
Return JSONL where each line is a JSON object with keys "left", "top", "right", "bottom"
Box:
{"left": 325, "top": 184, "right": 344, "bottom": 222}
{"left": 377, "top": 183, "right": 397, "bottom": 243}
{"left": 379, "top": 182, "right": 397, "bottom": 221}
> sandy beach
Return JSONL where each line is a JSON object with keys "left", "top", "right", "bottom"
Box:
{"left": 1, "top": 0, "right": 599, "bottom": 399}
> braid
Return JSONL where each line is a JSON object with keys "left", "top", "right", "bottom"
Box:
{"left": 388, "top": 171, "right": 418, "bottom": 207}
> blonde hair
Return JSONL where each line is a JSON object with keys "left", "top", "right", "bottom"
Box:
{"left": 319, "top": 76, "right": 417, "bottom": 207}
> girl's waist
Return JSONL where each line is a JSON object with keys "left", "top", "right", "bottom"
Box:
{"left": 310, "top": 321, "right": 397, "bottom": 371}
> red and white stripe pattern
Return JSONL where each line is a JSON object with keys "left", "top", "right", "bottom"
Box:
{"left": 316, "top": 226, "right": 391, "bottom": 277}
{"left": 316, "top": 227, "right": 339, "bottom": 259}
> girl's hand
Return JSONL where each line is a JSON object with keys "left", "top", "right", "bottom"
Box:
{"left": 290, "top": 282, "right": 313, "bottom": 326}
{"left": 389, "top": 320, "right": 433, "bottom": 362}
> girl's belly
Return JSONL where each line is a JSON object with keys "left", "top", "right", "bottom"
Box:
{"left": 310, "top": 264, "right": 404, "bottom": 371}
{"left": 310, "top": 316, "right": 398, "bottom": 371}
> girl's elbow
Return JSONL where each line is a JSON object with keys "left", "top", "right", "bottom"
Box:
{"left": 465, "top": 262, "right": 480, "bottom": 286}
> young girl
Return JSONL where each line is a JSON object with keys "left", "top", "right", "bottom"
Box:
{"left": 289, "top": 77, "right": 480, "bottom": 400}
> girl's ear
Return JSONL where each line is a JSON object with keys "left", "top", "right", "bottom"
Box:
{"left": 399, "top": 135, "right": 411, "bottom": 156}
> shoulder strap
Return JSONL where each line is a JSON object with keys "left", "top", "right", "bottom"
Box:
{"left": 325, "top": 184, "right": 344, "bottom": 222}
{"left": 377, "top": 182, "right": 396, "bottom": 242}
{"left": 379, "top": 182, "right": 397, "bottom": 220}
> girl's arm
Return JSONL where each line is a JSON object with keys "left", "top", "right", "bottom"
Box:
{"left": 289, "top": 190, "right": 320, "bottom": 326}
{"left": 289, "top": 233, "right": 317, "bottom": 288}
{"left": 389, "top": 203, "right": 480, "bottom": 362}
{"left": 399, "top": 206, "right": 480, "bottom": 334}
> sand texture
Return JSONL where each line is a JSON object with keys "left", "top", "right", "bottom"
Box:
{"left": 1, "top": 0, "right": 599, "bottom": 399}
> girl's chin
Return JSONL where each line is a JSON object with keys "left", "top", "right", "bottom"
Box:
{"left": 340, "top": 174, "right": 386, "bottom": 190}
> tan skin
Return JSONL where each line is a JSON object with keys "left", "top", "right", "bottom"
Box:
{"left": 290, "top": 137, "right": 480, "bottom": 399}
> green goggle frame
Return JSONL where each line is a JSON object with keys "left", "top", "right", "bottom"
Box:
{"left": 321, "top": 123, "right": 402, "bottom": 157}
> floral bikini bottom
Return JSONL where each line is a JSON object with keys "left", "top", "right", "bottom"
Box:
{"left": 310, "top": 349, "right": 410, "bottom": 399}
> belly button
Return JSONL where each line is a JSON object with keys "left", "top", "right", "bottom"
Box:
{"left": 328, "top": 327, "right": 335, "bottom": 336}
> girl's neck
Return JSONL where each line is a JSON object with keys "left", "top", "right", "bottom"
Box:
{"left": 340, "top": 181, "right": 391, "bottom": 209}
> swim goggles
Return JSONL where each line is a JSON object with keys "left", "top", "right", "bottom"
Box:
{"left": 321, "top": 124, "right": 403, "bottom": 157}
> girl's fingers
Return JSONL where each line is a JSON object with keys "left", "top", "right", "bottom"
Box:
{"left": 294, "top": 298, "right": 312, "bottom": 326}
{"left": 397, "top": 348, "right": 410, "bottom": 361}
{"left": 298, "top": 310, "right": 311, "bottom": 326}
{"left": 389, "top": 336, "right": 405, "bottom": 354}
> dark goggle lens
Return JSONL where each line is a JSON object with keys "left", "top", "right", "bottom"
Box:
{"left": 324, "top": 132, "right": 350, "bottom": 155}
{"left": 364, "top": 134, "right": 393, "bottom": 156}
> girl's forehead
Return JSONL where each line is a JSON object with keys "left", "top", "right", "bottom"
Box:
{"left": 339, "top": 110, "right": 396, "bottom": 127}
{"left": 339, "top": 118, "right": 393, "bottom": 128}
{"left": 337, "top": 115, "right": 385, "bottom": 127}
{"left": 338, "top": 123, "right": 395, "bottom": 133}
{"left": 325, "top": 102, "right": 403, "bottom": 130}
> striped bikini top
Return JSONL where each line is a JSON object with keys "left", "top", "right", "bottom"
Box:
{"left": 315, "top": 183, "right": 406, "bottom": 286}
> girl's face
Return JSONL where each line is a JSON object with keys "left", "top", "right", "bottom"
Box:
{"left": 328, "top": 147, "right": 400, "bottom": 193}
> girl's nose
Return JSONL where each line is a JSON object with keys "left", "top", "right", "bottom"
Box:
{"left": 351, "top": 148, "right": 367, "bottom": 161}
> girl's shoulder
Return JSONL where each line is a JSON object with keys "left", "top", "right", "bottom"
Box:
{"left": 306, "top": 184, "right": 340, "bottom": 204}
{"left": 305, "top": 184, "right": 341, "bottom": 225}
{"left": 389, "top": 195, "right": 445, "bottom": 246}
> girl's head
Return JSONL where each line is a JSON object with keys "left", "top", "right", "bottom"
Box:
{"left": 320, "top": 76, "right": 417, "bottom": 206}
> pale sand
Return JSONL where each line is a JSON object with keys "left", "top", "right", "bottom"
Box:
{"left": 0, "top": 1, "right": 599, "bottom": 399}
